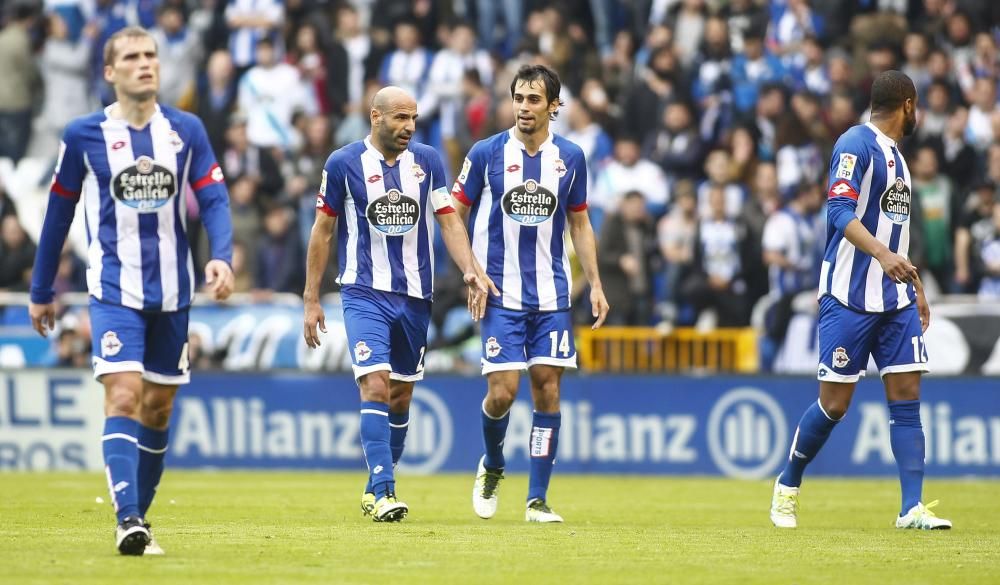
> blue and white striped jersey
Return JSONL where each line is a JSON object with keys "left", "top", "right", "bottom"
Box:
{"left": 763, "top": 207, "right": 818, "bottom": 296}
{"left": 819, "top": 122, "right": 915, "bottom": 313}
{"left": 30, "top": 104, "right": 233, "bottom": 312}
{"left": 316, "top": 138, "right": 455, "bottom": 301}
{"left": 452, "top": 129, "right": 588, "bottom": 312}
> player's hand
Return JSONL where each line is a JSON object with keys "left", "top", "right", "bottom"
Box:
{"left": 916, "top": 288, "right": 931, "bottom": 333}
{"left": 464, "top": 270, "right": 499, "bottom": 322}
{"left": 877, "top": 251, "right": 918, "bottom": 285}
{"left": 590, "top": 286, "right": 609, "bottom": 330}
{"left": 205, "top": 259, "right": 235, "bottom": 301}
{"left": 303, "top": 299, "right": 327, "bottom": 348}
{"left": 29, "top": 302, "right": 56, "bottom": 337}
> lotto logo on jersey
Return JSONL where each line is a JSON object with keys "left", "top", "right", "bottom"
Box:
{"left": 111, "top": 155, "right": 177, "bottom": 212}
{"left": 880, "top": 177, "right": 911, "bottom": 224}
{"left": 836, "top": 153, "right": 857, "bottom": 180}
{"left": 366, "top": 189, "right": 420, "bottom": 236}
{"left": 501, "top": 180, "right": 558, "bottom": 226}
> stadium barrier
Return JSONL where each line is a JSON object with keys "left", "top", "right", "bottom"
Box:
{"left": 2, "top": 370, "right": 998, "bottom": 478}
{"left": 576, "top": 326, "right": 758, "bottom": 373}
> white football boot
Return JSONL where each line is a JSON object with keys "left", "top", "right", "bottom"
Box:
{"left": 895, "top": 501, "right": 952, "bottom": 530}
{"left": 770, "top": 479, "right": 799, "bottom": 528}
{"left": 472, "top": 456, "right": 504, "bottom": 519}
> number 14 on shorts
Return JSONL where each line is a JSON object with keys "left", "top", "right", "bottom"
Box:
{"left": 549, "top": 330, "right": 571, "bottom": 357}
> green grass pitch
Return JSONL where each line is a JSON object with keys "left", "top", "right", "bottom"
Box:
{"left": 2, "top": 472, "right": 998, "bottom": 585}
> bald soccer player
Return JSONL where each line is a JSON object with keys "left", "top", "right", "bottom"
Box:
{"left": 303, "top": 86, "right": 497, "bottom": 522}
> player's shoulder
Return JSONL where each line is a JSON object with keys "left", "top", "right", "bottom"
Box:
{"left": 551, "top": 133, "right": 585, "bottom": 159}
{"left": 325, "top": 140, "right": 367, "bottom": 169}
{"left": 833, "top": 124, "right": 878, "bottom": 154}
{"left": 159, "top": 104, "right": 206, "bottom": 132}
{"left": 408, "top": 141, "right": 443, "bottom": 163}
{"left": 63, "top": 110, "right": 108, "bottom": 141}
{"left": 468, "top": 130, "right": 510, "bottom": 162}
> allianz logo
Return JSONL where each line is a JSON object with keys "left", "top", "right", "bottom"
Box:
{"left": 170, "top": 387, "right": 452, "bottom": 471}
{"left": 851, "top": 401, "right": 1000, "bottom": 466}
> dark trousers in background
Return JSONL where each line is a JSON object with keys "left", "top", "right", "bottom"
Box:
{"left": 0, "top": 110, "right": 32, "bottom": 164}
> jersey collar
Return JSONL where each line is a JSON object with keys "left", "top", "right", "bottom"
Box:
{"left": 865, "top": 121, "right": 896, "bottom": 148}
{"left": 363, "top": 136, "right": 409, "bottom": 161}
{"left": 507, "top": 127, "right": 554, "bottom": 152}
{"left": 103, "top": 102, "right": 163, "bottom": 130}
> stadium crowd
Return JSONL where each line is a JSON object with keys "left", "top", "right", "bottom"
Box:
{"left": 1, "top": 0, "right": 1000, "bottom": 368}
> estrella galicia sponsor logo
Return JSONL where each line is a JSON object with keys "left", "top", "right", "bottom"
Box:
{"left": 880, "top": 177, "right": 911, "bottom": 224}
{"left": 111, "top": 155, "right": 177, "bottom": 212}
{"left": 396, "top": 386, "right": 453, "bottom": 474}
{"left": 501, "top": 179, "right": 558, "bottom": 226}
{"left": 706, "top": 387, "right": 788, "bottom": 479}
{"left": 366, "top": 188, "right": 420, "bottom": 236}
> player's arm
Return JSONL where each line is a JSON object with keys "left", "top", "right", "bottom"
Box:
{"left": 303, "top": 209, "right": 337, "bottom": 349}
{"left": 564, "top": 157, "right": 608, "bottom": 329}
{"left": 188, "top": 117, "right": 235, "bottom": 300}
{"left": 29, "top": 133, "right": 86, "bottom": 337}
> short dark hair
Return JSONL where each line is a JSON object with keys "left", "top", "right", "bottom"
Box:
{"left": 870, "top": 70, "right": 916, "bottom": 115}
{"left": 509, "top": 64, "right": 565, "bottom": 120}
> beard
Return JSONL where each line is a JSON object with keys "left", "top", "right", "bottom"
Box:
{"left": 903, "top": 112, "right": 917, "bottom": 136}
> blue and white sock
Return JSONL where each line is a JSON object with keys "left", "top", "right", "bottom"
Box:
{"left": 481, "top": 401, "right": 510, "bottom": 471}
{"left": 102, "top": 416, "right": 141, "bottom": 523}
{"left": 366, "top": 411, "right": 409, "bottom": 495}
{"left": 137, "top": 425, "right": 169, "bottom": 518}
{"left": 889, "top": 400, "right": 924, "bottom": 515}
{"left": 360, "top": 401, "right": 394, "bottom": 498}
{"left": 777, "top": 400, "right": 841, "bottom": 488}
{"left": 527, "top": 411, "right": 561, "bottom": 503}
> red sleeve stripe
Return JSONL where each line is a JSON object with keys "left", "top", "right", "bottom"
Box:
{"left": 828, "top": 180, "right": 859, "bottom": 201}
{"left": 452, "top": 185, "right": 472, "bottom": 207}
{"left": 317, "top": 204, "right": 337, "bottom": 217}
{"left": 434, "top": 206, "right": 456, "bottom": 215}
{"left": 568, "top": 202, "right": 588, "bottom": 212}
{"left": 51, "top": 180, "right": 80, "bottom": 199}
{"left": 192, "top": 163, "right": 224, "bottom": 191}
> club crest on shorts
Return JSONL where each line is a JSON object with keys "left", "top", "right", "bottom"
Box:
{"left": 485, "top": 336, "right": 502, "bottom": 358}
{"left": 355, "top": 341, "right": 372, "bottom": 362}
{"left": 832, "top": 346, "right": 850, "bottom": 369}
{"left": 101, "top": 331, "right": 123, "bottom": 357}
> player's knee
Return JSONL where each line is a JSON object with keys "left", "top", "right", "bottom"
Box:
{"left": 140, "top": 399, "right": 174, "bottom": 428}
{"left": 533, "top": 381, "right": 561, "bottom": 412}
{"left": 105, "top": 385, "right": 141, "bottom": 417}
{"left": 358, "top": 372, "right": 391, "bottom": 403}
{"left": 389, "top": 390, "right": 413, "bottom": 413}
{"left": 486, "top": 385, "right": 517, "bottom": 412}
{"left": 821, "top": 400, "right": 849, "bottom": 421}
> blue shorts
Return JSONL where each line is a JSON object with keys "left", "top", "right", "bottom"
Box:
{"left": 479, "top": 306, "right": 577, "bottom": 374}
{"left": 341, "top": 285, "right": 430, "bottom": 381}
{"left": 89, "top": 298, "right": 190, "bottom": 384}
{"left": 817, "top": 295, "right": 930, "bottom": 383}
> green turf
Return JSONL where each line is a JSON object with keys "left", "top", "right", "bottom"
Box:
{"left": 1, "top": 472, "right": 997, "bottom": 585}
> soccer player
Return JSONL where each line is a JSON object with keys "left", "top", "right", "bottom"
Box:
{"left": 28, "top": 27, "right": 235, "bottom": 555}
{"left": 302, "top": 86, "right": 495, "bottom": 522}
{"left": 452, "top": 64, "right": 609, "bottom": 523}
{"left": 769, "top": 71, "right": 952, "bottom": 530}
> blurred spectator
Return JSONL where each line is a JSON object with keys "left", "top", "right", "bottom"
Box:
{"left": 965, "top": 76, "right": 997, "bottom": 151}
{"left": 775, "top": 99, "right": 822, "bottom": 198}
{"left": 335, "top": 3, "right": 371, "bottom": 110}
{"left": 697, "top": 149, "right": 744, "bottom": 219}
{"left": 225, "top": 0, "right": 284, "bottom": 74}
{"left": 565, "top": 101, "right": 613, "bottom": 195}
{"left": 228, "top": 174, "right": 262, "bottom": 281}
{"left": 0, "top": 0, "right": 41, "bottom": 164}
{"left": 721, "top": 0, "right": 768, "bottom": 54}
{"left": 476, "top": 0, "right": 522, "bottom": 57}
{"left": 976, "top": 201, "right": 1000, "bottom": 300}
{"left": 379, "top": 19, "right": 431, "bottom": 117}
{"left": 761, "top": 181, "right": 824, "bottom": 364}
{"left": 911, "top": 145, "right": 955, "bottom": 290}
{"left": 460, "top": 69, "right": 491, "bottom": 148}
{"left": 731, "top": 29, "right": 784, "bottom": 113}
{"left": 230, "top": 239, "right": 253, "bottom": 293}
{"left": 238, "top": 37, "right": 316, "bottom": 151}
{"left": 657, "top": 180, "right": 698, "bottom": 304}
{"left": 788, "top": 35, "right": 829, "bottom": 96}
{"left": 594, "top": 137, "right": 669, "bottom": 223}
{"left": 902, "top": 31, "right": 932, "bottom": 97}
{"left": 728, "top": 124, "right": 759, "bottom": 185}
{"left": 956, "top": 32, "right": 999, "bottom": 102}
{"left": 644, "top": 100, "right": 702, "bottom": 185}
{"left": 191, "top": 50, "right": 239, "bottom": 159}
{"left": 53, "top": 246, "right": 87, "bottom": 296}
{"left": 769, "top": 0, "right": 823, "bottom": 70}
{"left": 256, "top": 203, "right": 304, "bottom": 294}
{"left": 222, "top": 113, "right": 284, "bottom": 199}
{"left": 0, "top": 215, "right": 36, "bottom": 290}
{"left": 681, "top": 184, "right": 750, "bottom": 327}
{"left": 36, "top": 12, "right": 94, "bottom": 155}
{"left": 599, "top": 191, "right": 659, "bottom": 326}
{"left": 424, "top": 20, "right": 492, "bottom": 175}
{"left": 668, "top": 0, "right": 707, "bottom": 68}
{"left": 936, "top": 106, "right": 978, "bottom": 193}
{"left": 286, "top": 21, "right": 333, "bottom": 115}
{"left": 602, "top": 30, "right": 637, "bottom": 106}
{"left": 151, "top": 3, "right": 202, "bottom": 108}
{"left": 915, "top": 79, "right": 951, "bottom": 145}
{"left": 287, "top": 113, "right": 332, "bottom": 252}
{"left": 622, "top": 45, "right": 683, "bottom": 143}
{"left": 750, "top": 83, "right": 785, "bottom": 162}
{"left": 955, "top": 180, "right": 997, "bottom": 293}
